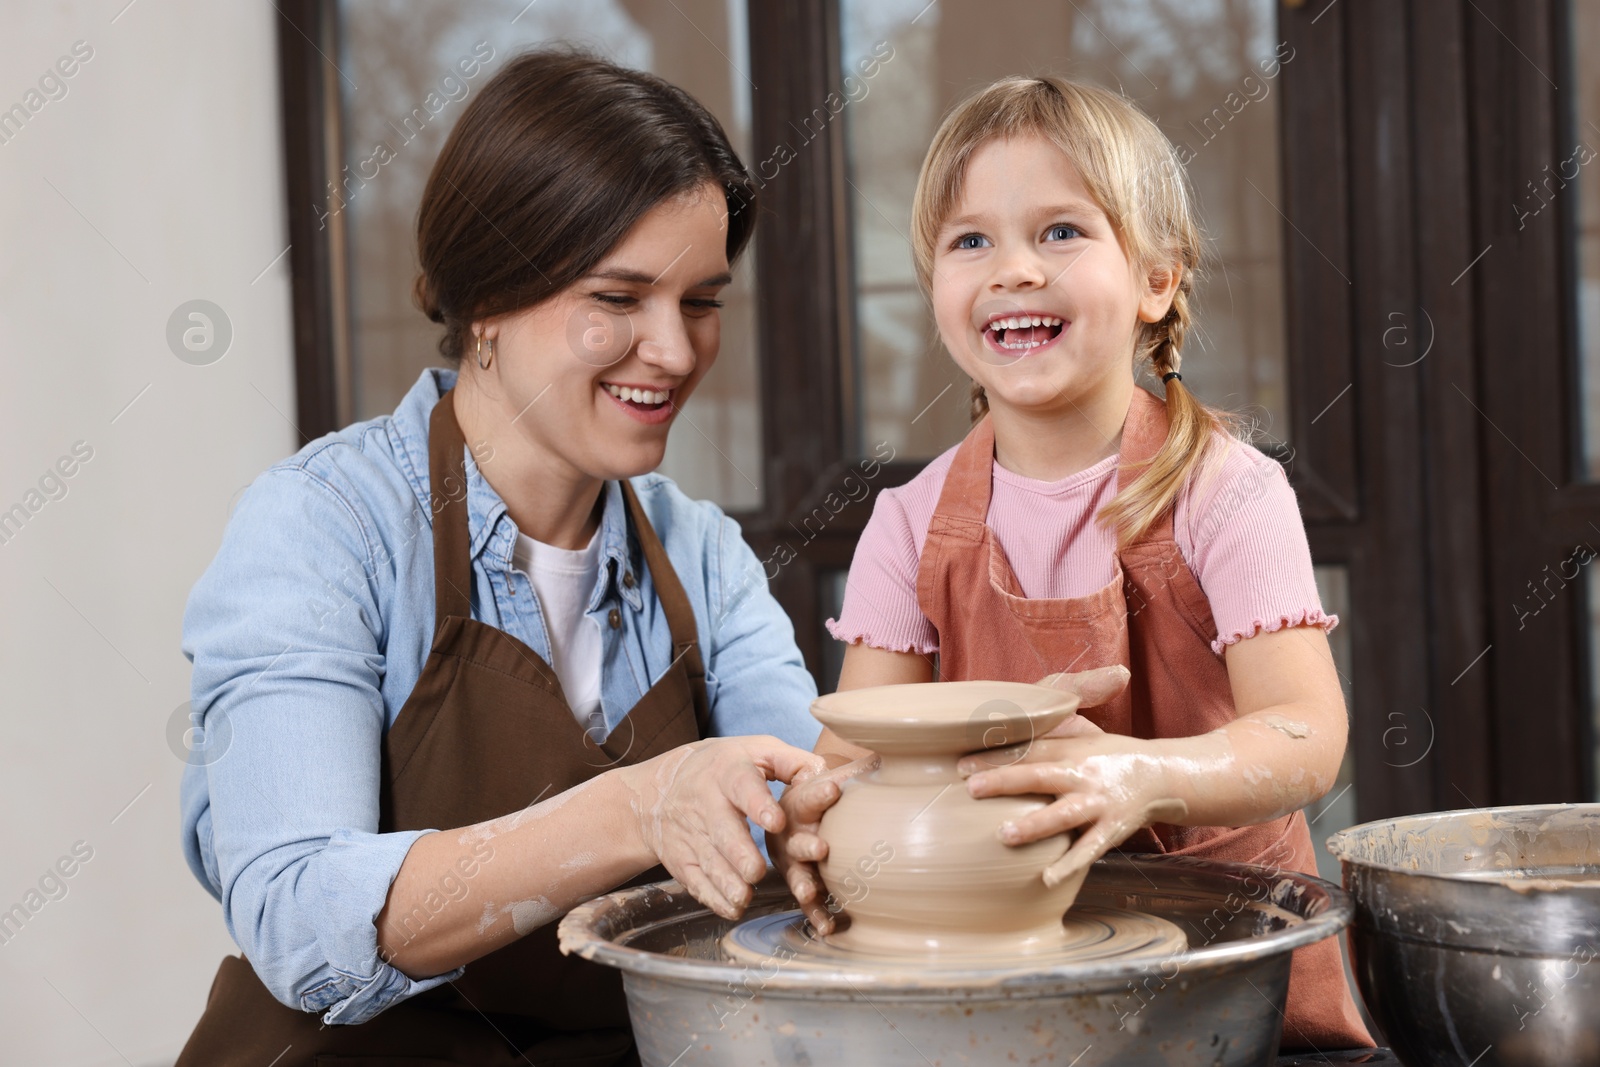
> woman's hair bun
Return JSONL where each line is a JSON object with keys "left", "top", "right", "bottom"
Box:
{"left": 411, "top": 273, "right": 445, "bottom": 325}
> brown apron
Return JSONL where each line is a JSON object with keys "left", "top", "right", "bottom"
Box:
{"left": 916, "top": 387, "right": 1373, "bottom": 1051}
{"left": 175, "top": 389, "right": 708, "bottom": 1066}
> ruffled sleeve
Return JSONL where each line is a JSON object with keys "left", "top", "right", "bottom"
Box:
{"left": 825, "top": 485, "right": 940, "bottom": 655}
{"left": 1177, "top": 439, "right": 1337, "bottom": 655}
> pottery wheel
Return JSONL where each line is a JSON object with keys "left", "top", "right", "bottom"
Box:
{"left": 721, "top": 905, "right": 1188, "bottom": 972}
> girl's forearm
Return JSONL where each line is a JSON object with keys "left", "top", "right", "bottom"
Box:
{"left": 375, "top": 770, "right": 655, "bottom": 978}
{"left": 1151, "top": 704, "right": 1346, "bottom": 828}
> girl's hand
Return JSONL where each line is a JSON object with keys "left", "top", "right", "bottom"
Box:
{"left": 1034, "top": 664, "right": 1134, "bottom": 733}
{"left": 618, "top": 737, "right": 826, "bottom": 920}
{"left": 958, "top": 719, "right": 1187, "bottom": 891}
{"left": 765, "top": 754, "right": 879, "bottom": 934}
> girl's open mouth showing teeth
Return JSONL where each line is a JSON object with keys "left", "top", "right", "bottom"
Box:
{"left": 986, "top": 314, "right": 1066, "bottom": 352}
{"left": 602, "top": 382, "right": 672, "bottom": 408}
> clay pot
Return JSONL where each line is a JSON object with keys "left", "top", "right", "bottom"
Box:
{"left": 812, "top": 680, "right": 1086, "bottom": 957}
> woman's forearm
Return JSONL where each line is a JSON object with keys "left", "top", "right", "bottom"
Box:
{"left": 375, "top": 770, "right": 655, "bottom": 978}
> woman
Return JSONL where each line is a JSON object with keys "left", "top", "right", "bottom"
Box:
{"left": 174, "top": 48, "right": 859, "bottom": 1064}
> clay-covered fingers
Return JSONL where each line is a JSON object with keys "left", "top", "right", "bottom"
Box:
{"left": 721, "top": 756, "right": 790, "bottom": 841}
{"left": 657, "top": 803, "right": 747, "bottom": 918}
{"left": 1041, "top": 714, "right": 1107, "bottom": 740}
{"left": 640, "top": 739, "right": 809, "bottom": 920}
{"left": 710, "top": 797, "right": 771, "bottom": 886}
{"left": 779, "top": 773, "right": 842, "bottom": 828}
{"left": 776, "top": 827, "right": 829, "bottom": 864}
{"left": 956, "top": 740, "right": 1054, "bottom": 774}
{"left": 743, "top": 735, "right": 829, "bottom": 787}
{"left": 1040, "top": 811, "right": 1138, "bottom": 889}
{"left": 662, "top": 804, "right": 761, "bottom": 918}
{"left": 995, "top": 793, "right": 1105, "bottom": 847}
{"left": 961, "top": 755, "right": 1084, "bottom": 796}
{"left": 1038, "top": 795, "right": 1188, "bottom": 889}
{"left": 769, "top": 807, "right": 830, "bottom": 895}
{"left": 673, "top": 856, "right": 740, "bottom": 920}
{"left": 713, "top": 734, "right": 824, "bottom": 839}
{"left": 1036, "top": 664, "right": 1131, "bottom": 709}
{"left": 770, "top": 775, "right": 841, "bottom": 928}
{"left": 782, "top": 853, "right": 835, "bottom": 934}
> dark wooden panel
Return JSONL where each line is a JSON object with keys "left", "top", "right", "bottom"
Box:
{"left": 746, "top": 0, "right": 851, "bottom": 675}
{"left": 1547, "top": 484, "right": 1600, "bottom": 546}
{"left": 1411, "top": 0, "right": 1494, "bottom": 810}
{"left": 1341, "top": 0, "right": 1433, "bottom": 821}
{"left": 276, "top": 0, "right": 342, "bottom": 444}
{"left": 1549, "top": 0, "right": 1600, "bottom": 797}
{"left": 747, "top": 0, "right": 847, "bottom": 528}
{"left": 1279, "top": 0, "right": 1361, "bottom": 523}
{"left": 1466, "top": 0, "right": 1585, "bottom": 803}
{"left": 1305, "top": 523, "right": 1360, "bottom": 564}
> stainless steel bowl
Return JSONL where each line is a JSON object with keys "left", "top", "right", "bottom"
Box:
{"left": 1326, "top": 803, "right": 1600, "bottom": 1066}
{"left": 559, "top": 854, "right": 1355, "bottom": 1066}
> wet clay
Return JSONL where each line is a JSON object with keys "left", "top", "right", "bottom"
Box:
{"left": 805, "top": 681, "right": 1130, "bottom": 958}
{"left": 721, "top": 904, "right": 1188, "bottom": 973}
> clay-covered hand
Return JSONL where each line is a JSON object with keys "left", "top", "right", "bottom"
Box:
{"left": 957, "top": 723, "right": 1188, "bottom": 891}
{"left": 764, "top": 755, "right": 879, "bottom": 934}
{"left": 1034, "top": 664, "right": 1131, "bottom": 734}
{"left": 618, "top": 736, "right": 826, "bottom": 920}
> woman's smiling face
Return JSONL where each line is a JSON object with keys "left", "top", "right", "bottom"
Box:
{"left": 480, "top": 181, "right": 732, "bottom": 482}
{"left": 931, "top": 134, "right": 1174, "bottom": 418}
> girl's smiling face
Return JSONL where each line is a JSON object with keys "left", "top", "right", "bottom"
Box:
{"left": 931, "top": 134, "right": 1176, "bottom": 418}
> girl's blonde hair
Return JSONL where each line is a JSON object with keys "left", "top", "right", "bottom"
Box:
{"left": 910, "top": 75, "right": 1229, "bottom": 545}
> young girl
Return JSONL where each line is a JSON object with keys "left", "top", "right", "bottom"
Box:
{"left": 788, "top": 76, "right": 1372, "bottom": 1050}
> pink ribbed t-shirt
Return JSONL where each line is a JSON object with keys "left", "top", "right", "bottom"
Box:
{"left": 827, "top": 432, "right": 1334, "bottom": 656}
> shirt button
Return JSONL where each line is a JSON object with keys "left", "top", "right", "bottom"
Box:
{"left": 622, "top": 571, "right": 635, "bottom": 589}
{"left": 608, "top": 608, "right": 621, "bottom": 629}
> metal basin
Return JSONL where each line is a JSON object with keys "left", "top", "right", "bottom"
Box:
{"left": 1326, "top": 803, "right": 1600, "bottom": 1066}
{"left": 559, "top": 854, "right": 1355, "bottom": 1066}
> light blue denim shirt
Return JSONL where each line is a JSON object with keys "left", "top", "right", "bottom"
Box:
{"left": 179, "top": 367, "right": 822, "bottom": 1025}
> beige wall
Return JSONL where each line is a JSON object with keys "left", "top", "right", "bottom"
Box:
{"left": 0, "top": 2, "right": 292, "bottom": 1062}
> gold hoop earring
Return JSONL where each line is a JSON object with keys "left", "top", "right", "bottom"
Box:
{"left": 476, "top": 334, "right": 494, "bottom": 371}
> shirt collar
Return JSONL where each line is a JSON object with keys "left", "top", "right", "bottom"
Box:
{"left": 388, "top": 367, "right": 641, "bottom": 611}
{"left": 595, "top": 479, "right": 643, "bottom": 613}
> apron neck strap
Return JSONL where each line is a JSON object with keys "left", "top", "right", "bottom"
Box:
{"left": 621, "top": 481, "right": 711, "bottom": 734}
{"left": 1114, "top": 387, "right": 1171, "bottom": 494}
{"left": 928, "top": 414, "right": 998, "bottom": 524}
{"left": 428, "top": 389, "right": 475, "bottom": 627}
{"left": 927, "top": 388, "right": 1175, "bottom": 534}
{"left": 620, "top": 481, "right": 704, "bottom": 669}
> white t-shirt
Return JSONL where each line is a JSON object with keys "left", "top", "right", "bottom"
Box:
{"left": 511, "top": 526, "right": 604, "bottom": 732}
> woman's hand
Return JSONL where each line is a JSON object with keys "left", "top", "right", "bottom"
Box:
{"left": 765, "top": 754, "right": 879, "bottom": 934}
{"left": 959, "top": 719, "right": 1188, "bottom": 890}
{"left": 617, "top": 736, "right": 825, "bottom": 920}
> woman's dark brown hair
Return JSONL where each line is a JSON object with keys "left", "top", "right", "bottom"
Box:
{"left": 413, "top": 47, "right": 760, "bottom": 363}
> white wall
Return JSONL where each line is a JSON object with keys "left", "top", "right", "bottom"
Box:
{"left": 0, "top": 2, "right": 295, "bottom": 1062}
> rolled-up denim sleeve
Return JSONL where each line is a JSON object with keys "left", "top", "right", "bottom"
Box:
{"left": 701, "top": 509, "right": 823, "bottom": 752}
{"left": 182, "top": 460, "right": 461, "bottom": 1024}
